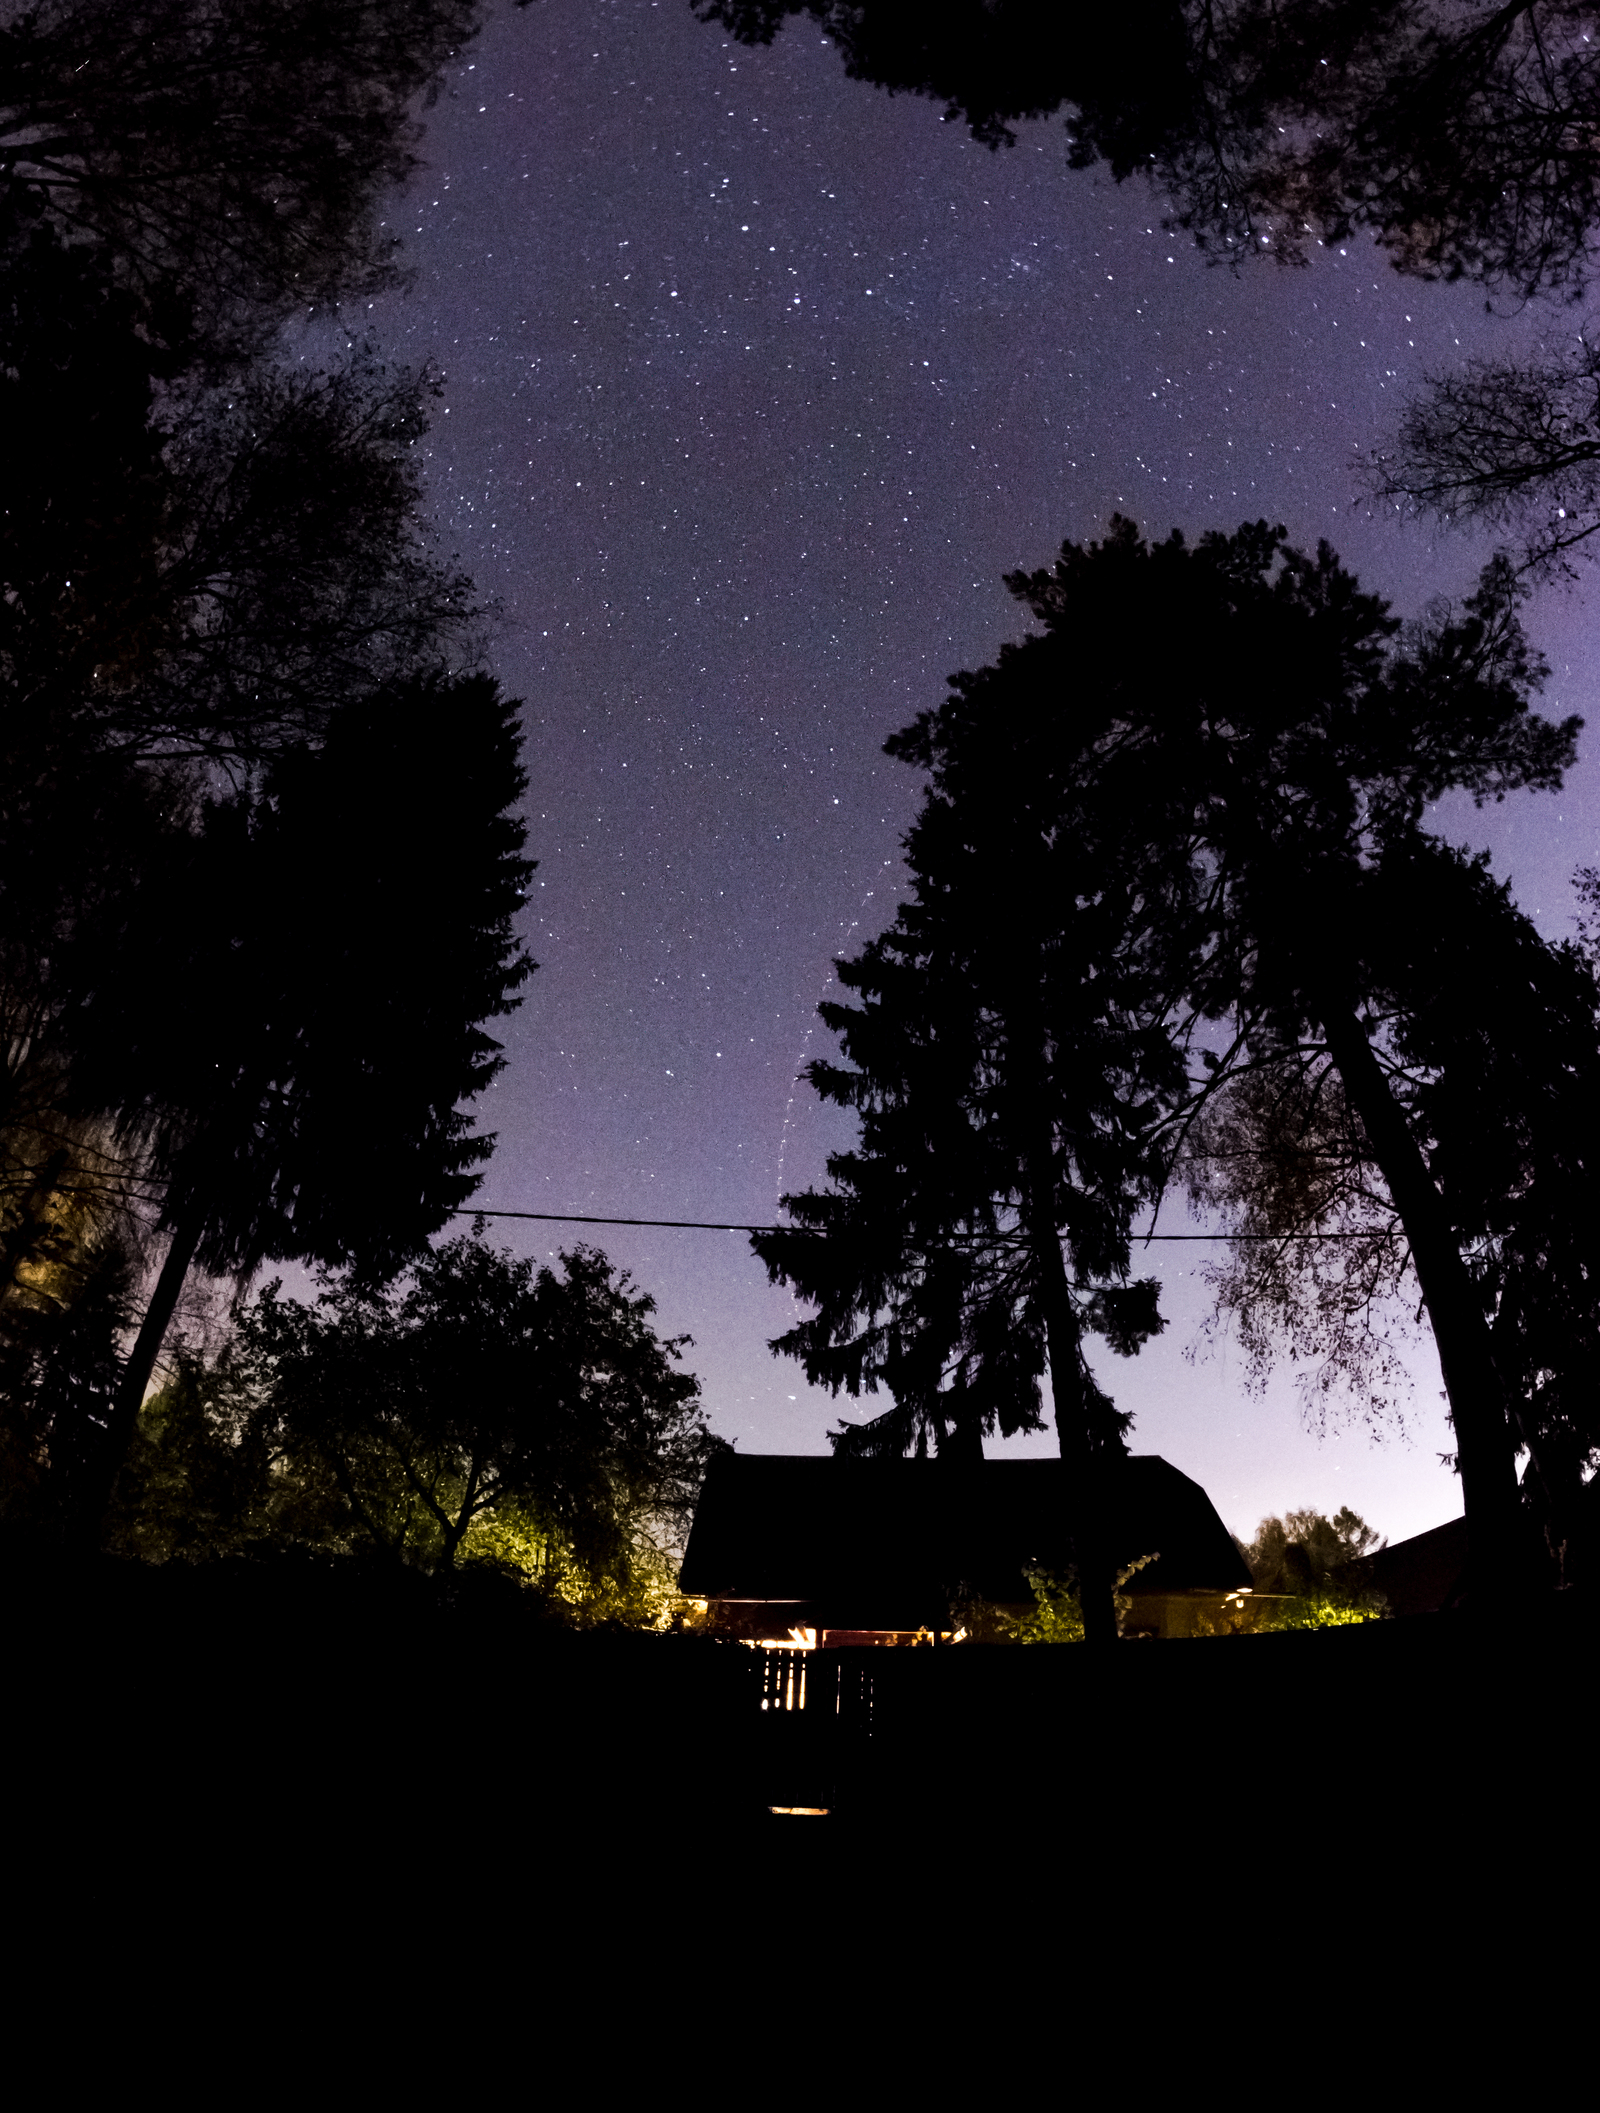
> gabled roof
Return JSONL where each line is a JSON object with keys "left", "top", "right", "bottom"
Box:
{"left": 680, "top": 1453, "right": 1249, "bottom": 1624}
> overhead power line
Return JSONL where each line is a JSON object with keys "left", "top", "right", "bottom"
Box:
{"left": 451, "top": 1208, "right": 1401, "bottom": 1244}
{"left": 452, "top": 1207, "right": 781, "bottom": 1234}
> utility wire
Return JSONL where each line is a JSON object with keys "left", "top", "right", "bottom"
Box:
{"left": 451, "top": 1208, "right": 1401, "bottom": 1244}
{"left": 452, "top": 1207, "right": 783, "bottom": 1234}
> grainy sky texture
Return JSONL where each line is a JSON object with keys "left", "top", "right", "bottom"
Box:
{"left": 352, "top": 0, "right": 1600, "bottom": 1542}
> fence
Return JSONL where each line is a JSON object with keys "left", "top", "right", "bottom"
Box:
{"left": 734, "top": 1614, "right": 1596, "bottom": 1822}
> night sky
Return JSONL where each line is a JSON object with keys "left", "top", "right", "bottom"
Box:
{"left": 348, "top": 0, "right": 1600, "bottom": 1543}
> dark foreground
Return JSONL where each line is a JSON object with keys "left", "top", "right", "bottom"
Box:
{"left": 7, "top": 1557, "right": 1594, "bottom": 1945}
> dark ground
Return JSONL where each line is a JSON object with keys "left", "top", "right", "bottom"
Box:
{"left": 6, "top": 1558, "right": 1592, "bottom": 1968}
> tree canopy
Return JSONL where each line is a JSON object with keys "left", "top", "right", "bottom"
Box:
{"left": 39, "top": 671, "right": 534, "bottom": 1532}
{"left": 112, "top": 1237, "right": 726, "bottom": 1614}
{"left": 1191, "top": 837, "right": 1600, "bottom": 1573}
{"left": 1, "top": 0, "right": 485, "bottom": 363}
{"left": 698, "top": 2, "right": 1600, "bottom": 574}
{"left": 697, "top": 0, "right": 1600, "bottom": 302}
{"left": 1375, "top": 335, "right": 1600, "bottom": 577}
{"left": 0, "top": 0, "right": 529, "bottom": 1546}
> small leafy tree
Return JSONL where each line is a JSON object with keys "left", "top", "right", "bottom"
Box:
{"left": 1238, "top": 1506, "right": 1385, "bottom": 1628}
{"left": 113, "top": 1238, "right": 729, "bottom": 1615}
{"left": 1003, "top": 1568, "right": 1087, "bottom": 1646}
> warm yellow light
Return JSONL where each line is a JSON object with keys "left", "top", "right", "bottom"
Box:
{"left": 769, "top": 1807, "right": 830, "bottom": 1817}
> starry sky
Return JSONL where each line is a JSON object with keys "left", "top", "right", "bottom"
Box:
{"left": 350, "top": 0, "right": 1600, "bottom": 1544}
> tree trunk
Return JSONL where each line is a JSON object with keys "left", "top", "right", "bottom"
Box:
{"left": 1316, "top": 998, "right": 1522, "bottom": 1595}
{"left": 935, "top": 1408, "right": 985, "bottom": 1468}
{"left": 1035, "top": 1242, "right": 1120, "bottom": 1646}
{"left": 75, "top": 1193, "right": 207, "bottom": 1546}
{"left": 1021, "top": 1126, "right": 1118, "bottom": 1644}
{"left": 1010, "top": 950, "right": 1121, "bottom": 1645}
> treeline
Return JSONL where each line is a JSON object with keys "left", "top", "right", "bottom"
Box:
{"left": 0, "top": 2, "right": 726, "bottom": 1603}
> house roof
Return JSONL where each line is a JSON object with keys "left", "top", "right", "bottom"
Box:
{"left": 1345, "top": 1515, "right": 1468, "bottom": 1617}
{"left": 680, "top": 1453, "right": 1249, "bottom": 1626}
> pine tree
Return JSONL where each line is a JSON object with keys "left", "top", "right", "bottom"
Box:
{"left": 57, "top": 672, "right": 536, "bottom": 1533}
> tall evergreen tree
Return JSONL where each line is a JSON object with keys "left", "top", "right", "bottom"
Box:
{"left": 753, "top": 560, "right": 1201, "bottom": 1644}
{"left": 0, "top": 251, "right": 477, "bottom": 1402}
{"left": 0, "top": 2, "right": 514, "bottom": 1536}
{"left": 54, "top": 672, "right": 535, "bottom": 1534}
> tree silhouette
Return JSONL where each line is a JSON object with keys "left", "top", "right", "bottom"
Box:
{"left": 754, "top": 547, "right": 1205, "bottom": 1643}
{"left": 0, "top": 4, "right": 515, "bottom": 1539}
{"left": 1, "top": 0, "right": 485, "bottom": 365}
{"left": 696, "top": 3, "right": 1600, "bottom": 584}
{"left": 696, "top": 0, "right": 1600, "bottom": 302}
{"left": 1373, "top": 337, "right": 1600, "bottom": 578}
{"left": 1187, "top": 835, "right": 1600, "bottom": 1577}
{"left": 1, "top": 257, "right": 477, "bottom": 1391}
{"left": 208, "top": 1238, "right": 722, "bottom": 1586}
{"left": 1018, "top": 521, "right": 1581, "bottom": 1592}
{"left": 765, "top": 516, "right": 1582, "bottom": 1606}
{"left": 55, "top": 673, "right": 534, "bottom": 1534}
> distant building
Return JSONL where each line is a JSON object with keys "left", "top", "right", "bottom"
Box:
{"left": 679, "top": 1452, "right": 1252, "bottom": 1643}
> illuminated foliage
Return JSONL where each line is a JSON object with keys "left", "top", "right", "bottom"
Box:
{"left": 1001, "top": 1568, "right": 1087, "bottom": 1646}
{"left": 1236, "top": 1505, "right": 1386, "bottom": 1627}
{"left": 112, "top": 1238, "right": 727, "bottom": 1618}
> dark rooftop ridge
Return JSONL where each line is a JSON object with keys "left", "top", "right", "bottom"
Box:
{"left": 681, "top": 1453, "right": 1249, "bottom": 1626}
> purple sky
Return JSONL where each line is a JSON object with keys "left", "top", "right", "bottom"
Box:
{"left": 348, "top": 0, "right": 1600, "bottom": 1545}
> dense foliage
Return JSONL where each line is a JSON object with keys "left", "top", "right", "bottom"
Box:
{"left": 1, "top": 0, "right": 485, "bottom": 363}
{"left": 111, "top": 1238, "right": 727, "bottom": 1620}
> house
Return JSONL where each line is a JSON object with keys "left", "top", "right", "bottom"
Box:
{"left": 679, "top": 1452, "right": 1252, "bottom": 1642}
{"left": 1343, "top": 1515, "right": 1468, "bottom": 1616}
